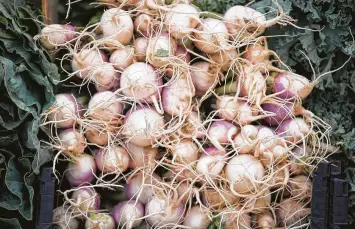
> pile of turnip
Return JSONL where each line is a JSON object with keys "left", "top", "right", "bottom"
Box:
{"left": 39, "top": 0, "right": 335, "bottom": 228}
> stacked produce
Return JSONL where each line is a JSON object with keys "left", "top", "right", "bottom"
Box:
{"left": 39, "top": 0, "right": 336, "bottom": 228}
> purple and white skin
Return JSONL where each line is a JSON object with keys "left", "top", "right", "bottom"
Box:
{"left": 113, "top": 200, "right": 144, "bottom": 229}
{"left": 71, "top": 187, "right": 101, "bottom": 214}
{"left": 207, "top": 120, "right": 238, "bottom": 150}
{"left": 65, "top": 154, "right": 96, "bottom": 187}
{"left": 40, "top": 24, "right": 76, "bottom": 50}
{"left": 196, "top": 146, "right": 227, "bottom": 179}
{"left": 47, "top": 93, "right": 82, "bottom": 128}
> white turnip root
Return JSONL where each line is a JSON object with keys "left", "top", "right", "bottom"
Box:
{"left": 71, "top": 187, "right": 100, "bottom": 214}
{"left": 276, "top": 198, "right": 311, "bottom": 227}
{"left": 183, "top": 205, "right": 211, "bottom": 229}
{"left": 246, "top": 188, "right": 271, "bottom": 213}
{"left": 40, "top": 24, "right": 76, "bottom": 50}
{"left": 288, "top": 175, "right": 312, "bottom": 200}
{"left": 171, "top": 139, "right": 199, "bottom": 164}
{"left": 194, "top": 18, "right": 229, "bottom": 54}
{"left": 276, "top": 117, "right": 311, "bottom": 144}
{"left": 47, "top": 93, "right": 81, "bottom": 128}
{"left": 109, "top": 47, "right": 134, "bottom": 70}
{"left": 124, "top": 172, "right": 162, "bottom": 204}
{"left": 225, "top": 154, "right": 265, "bottom": 195}
{"left": 190, "top": 61, "right": 220, "bottom": 96}
{"left": 164, "top": 46, "right": 191, "bottom": 78}
{"left": 58, "top": 128, "right": 87, "bottom": 156}
{"left": 257, "top": 211, "right": 276, "bottom": 229}
{"left": 221, "top": 211, "right": 251, "bottom": 229}
{"left": 145, "top": 194, "right": 185, "bottom": 227}
{"left": 65, "top": 154, "right": 96, "bottom": 187}
{"left": 126, "top": 142, "right": 158, "bottom": 169}
{"left": 224, "top": 4, "right": 292, "bottom": 40}
{"left": 95, "top": 146, "right": 130, "bottom": 174}
{"left": 122, "top": 106, "right": 165, "bottom": 147}
{"left": 134, "top": 37, "right": 149, "bottom": 62}
{"left": 202, "top": 187, "right": 240, "bottom": 210}
{"left": 165, "top": 4, "right": 199, "bottom": 39}
{"left": 209, "top": 48, "right": 239, "bottom": 72}
{"left": 207, "top": 120, "right": 238, "bottom": 150}
{"left": 113, "top": 200, "right": 144, "bottom": 229}
{"left": 269, "top": 165, "right": 290, "bottom": 189}
{"left": 71, "top": 48, "right": 107, "bottom": 80}
{"left": 87, "top": 91, "right": 123, "bottom": 123}
{"left": 146, "top": 33, "right": 178, "bottom": 67}
{"left": 162, "top": 74, "right": 195, "bottom": 116}
{"left": 100, "top": 8, "right": 134, "bottom": 45}
{"left": 289, "top": 145, "right": 309, "bottom": 175}
{"left": 232, "top": 124, "right": 258, "bottom": 154}
{"left": 53, "top": 206, "right": 79, "bottom": 229}
{"left": 84, "top": 126, "right": 110, "bottom": 146}
{"left": 134, "top": 13, "right": 153, "bottom": 37}
{"left": 120, "top": 62, "right": 162, "bottom": 104}
{"left": 196, "top": 146, "right": 227, "bottom": 179}
{"left": 271, "top": 71, "right": 314, "bottom": 100}
{"left": 85, "top": 213, "right": 115, "bottom": 229}
{"left": 177, "top": 111, "right": 205, "bottom": 139}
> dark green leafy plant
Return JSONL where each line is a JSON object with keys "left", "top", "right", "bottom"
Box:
{"left": 0, "top": 1, "right": 59, "bottom": 228}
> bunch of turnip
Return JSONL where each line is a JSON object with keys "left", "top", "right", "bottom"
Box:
{"left": 38, "top": 0, "right": 337, "bottom": 228}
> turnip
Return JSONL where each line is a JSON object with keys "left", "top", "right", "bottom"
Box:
{"left": 145, "top": 193, "right": 185, "bottom": 227}
{"left": 194, "top": 18, "right": 229, "bottom": 54}
{"left": 289, "top": 175, "right": 312, "bottom": 200}
{"left": 65, "top": 154, "right": 96, "bottom": 187}
{"left": 196, "top": 147, "right": 227, "bottom": 179}
{"left": 85, "top": 213, "right": 115, "bottom": 229}
{"left": 109, "top": 47, "right": 134, "bottom": 70}
{"left": 255, "top": 125, "right": 277, "bottom": 153}
{"left": 183, "top": 205, "right": 211, "bottom": 229}
{"left": 100, "top": 8, "right": 133, "bottom": 45}
{"left": 216, "top": 96, "right": 269, "bottom": 125}
{"left": 134, "top": 37, "right": 149, "bottom": 62}
{"left": 177, "top": 111, "right": 205, "bottom": 139}
{"left": 190, "top": 61, "right": 220, "bottom": 96}
{"left": 207, "top": 120, "right": 238, "bottom": 150}
{"left": 47, "top": 93, "right": 81, "bottom": 128}
{"left": 146, "top": 33, "right": 178, "bottom": 68}
{"left": 71, "top": 187, "right": 101, "bottom": 214}
{"left": 122, "top": 106, "right": 165, "bottom": 146}
{"left": 221, "top": 211, "right": 251, "bottom": 229}
{"left": 276, "top": 198, "right": 311, "bottom": 227}
{"left": 245, "top": 188, "right": 271, "bottom": 213}
{"left": 124, "top": 172, "right": 162, "bottom": 204}
{"left": 40, "top": 24, "right": 76, "bottom": 50}
{"left": 269, "top": 164, "right": 290, "bottom": 189}
{"left": 209, "top": 48, "right": 239, "bottom": 72}
{"left": 257, "top": 211, "right": 276, "bottom": 229}
{"left": 276, "top": 117, "right": 311, "bottom": 144}
{"left": 71, "top": 48, "right": 107, "bottom": 79}
{"left": 162, "top": 74, "right": 195, "bottom": 116}
{"left": 260, "top": 144, "right": 288, "bottom": 167}
{"left": 165, "top": 4, "right": 199, "bottom": 39}
{"left": 120, "top": 62, "right": 162, "bottom": 104}
{"left": 84, "top": 126, "right": 110, "bottom": 146}
{"left": 95, "top": 71, "right": 120, "bottom": 92}
{"left": 126, "top": 142, "right": 158, "bottom": 169}
{"left": 95, "top": 146, "right": 130, "bottom": 174}
{"left": 224, "top": 4, "right": 292, "bottom": 40}
{"left": 202, "top": 187, "right": 239, "bottom": 210}
{"left": 164, "top": 45, "right": 191, "bottom": 78}
{"left": 262, "top": 102, "right": 295, "bottom": 127}
{"left": 243, "top": 38, "right": 282, "bottom": 73}
{"left": 113, "top": 200, "right": 144, "bottom": 229}
{"left": 271, "top": 71, "right": 314, "bottom": 100}
{"left": 87, "top": 91, "right": 123, "bottom": 123}
{"left": 58, "top": 128, "right": 87, "bottom": 156}
{"left": 171, "top": 139, "right": 199, "bottom": 164}
{"left": 53, "top": 206, "right": 79, "bottom": 229}
{"left": 232, "top": 124, "right": 258, "bottom": 154}
{"left": 134, "top": 13, "right": 153, "bottom": 37}
{"left": 225, "top": 154, "right": 265, "bottom": 195}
